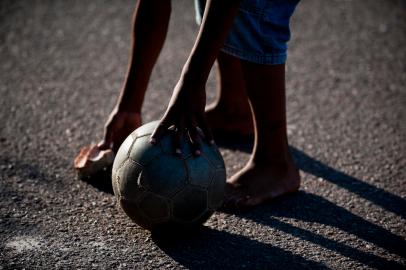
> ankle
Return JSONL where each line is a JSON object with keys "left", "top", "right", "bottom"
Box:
{"left": 249, "top": 152, "right": 296, "bottom": 172}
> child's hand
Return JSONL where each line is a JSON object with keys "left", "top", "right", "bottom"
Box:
{"left": 150, "top": 80, "right": 214, "bottom": 156}
{"left": 98, "top": 110, "right": 141, "bottom": 153}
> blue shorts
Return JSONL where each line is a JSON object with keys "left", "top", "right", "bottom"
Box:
{"left": 195, "top": 0, "right": 300, "bottom": 65}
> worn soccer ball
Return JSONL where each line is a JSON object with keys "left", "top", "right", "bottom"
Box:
{"left": 112, "top": 121, "right": 226, "bottom": 231}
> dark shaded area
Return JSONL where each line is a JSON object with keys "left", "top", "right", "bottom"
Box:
{"left": 213, "top": 140, "right": 406, "bottom": 267}
{"left": 213, "top": 131, "right": 254, "bottom": 147}
{"left": 291, "top": 148, "right": 406, "bottom": 220}
{"left": 226, "top": 192, "right": 405, "bottom": 269}
{"left": 80, "top": 138, "right": 405, "bottom": 268}
{"left": 138, "top": 137, "right": 406, "bottom": 269}
{"left": 216, "top": 138, "right": 406, "bottom": 220}
{"left": 79, "top": 166, "right": 114, "bottom": 194}
{"left": 152, "top": 226, "right": 329, "bottom": 270}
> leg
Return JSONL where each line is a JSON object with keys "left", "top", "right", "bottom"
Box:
{"left": 196, "top": 0, "right": 252, "bottom": 135}
{"left": 205, "top": 51, "right": 254, "bottom": 136}
{"left": 225, "top": 62, "right": 300, "bottom": 207}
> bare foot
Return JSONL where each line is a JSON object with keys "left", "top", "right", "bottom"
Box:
{"left": 224, "top": 161, "right": 301, "bottom": 209}
{"left": 74, "top": 111, "right": 142, "bottom": 180}
{"left": 205, "top": 103, "right": 254, "bottom": 137}
{"left": 74, "top": 144, "right": 115, "bottom": 179}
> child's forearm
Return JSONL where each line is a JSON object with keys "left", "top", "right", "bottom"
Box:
{"left": 116, "top": 0, "right": 171, "bottom": 113}
{"left": 180, "top": 0, "right": 241, "bottom": 85}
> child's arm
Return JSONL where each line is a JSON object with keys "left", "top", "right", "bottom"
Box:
{"left": 151, "top": 0, "right": 241, "bottom": 154}
{"left": 181, "top": 0, "right": 242, "bottom": 85}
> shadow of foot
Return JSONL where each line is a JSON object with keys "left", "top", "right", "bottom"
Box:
{"left": 78, "top": 166, "right": 113, "bottom": 194}
{"left": 215, "top": 139, "right": 406, "bottom": 220}
{"left": 152, "top": 226, "right": 329, "bottom": 270}
{"left": 290, "top": 147, "right": 406, "bottom": 219}
{"left": 227, "top": 191, "right": 406, "bottom": 269}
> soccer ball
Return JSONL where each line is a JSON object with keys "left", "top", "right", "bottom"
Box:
{"left": 112, "top": 121, "right": 226, "bottom": 230}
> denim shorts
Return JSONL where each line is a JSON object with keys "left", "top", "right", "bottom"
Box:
{"left": 195, "top": 0, "right": 300, "bottom": 65}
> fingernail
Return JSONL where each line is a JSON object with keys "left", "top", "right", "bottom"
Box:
{"left": 150, "top": 138, "right": 156, "bottom": 144}
{"left": 195, "top": 150, "right": 201, "bottom": 156}
{"left": 175, "top": 149, "right": 182, "bottom": 155}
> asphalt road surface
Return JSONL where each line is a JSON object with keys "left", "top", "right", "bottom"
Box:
{"left": 1, "top": 0, "right": 405, "bottom": 269}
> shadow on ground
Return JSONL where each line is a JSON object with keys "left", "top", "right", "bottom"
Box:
{"left": 80, "top": 137, "right": 406, "bottom": 269}
{"left": 79, "top": 166, "right": 114, "bottom": 194}
{"left": 153, "top": 191, "right": 405, "bottom": 269}
{"left": 152, "top": 189, "right": 405, "bottom": 269}
{"left": 152, "top": 138, "right": 406, "bottom": 269}
{"left": 225, "top": 191, "right": 405, "bottom": 269}
{"left": 215, "top": 136, "right": 406, "bottom": 220}
{"left": 152, "top": 225, "right": 329, "bottom": 270}
{"left": 152, "top": 192, "right": 406, "bottom": 269}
